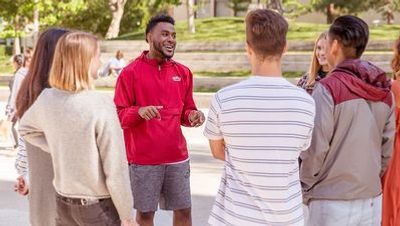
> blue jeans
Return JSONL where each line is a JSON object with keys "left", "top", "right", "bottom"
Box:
{"left": 306, "top": 195, "right": 382, "bottom": 226}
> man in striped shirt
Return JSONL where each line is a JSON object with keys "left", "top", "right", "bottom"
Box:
{"left": 203, "top": 9, "right": 315, "bottom": 226}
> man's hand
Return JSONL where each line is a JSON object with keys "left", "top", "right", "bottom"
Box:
{"left": 189, "top": 110, "right": 205, "bottom": 127}
{"left": 121, "top": 218, "right": 140, "bottom": 226}
{"left": 138, "top": 106, "right": 163, "bottom": 120}
{"left": 14, "top": 175, "right": 29, "bottom": 196}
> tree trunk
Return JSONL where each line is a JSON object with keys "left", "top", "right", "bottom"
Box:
{"left": 105, "top": 0, "right": 127, "bottom": 39}
{"left": 210, "top": 0, "right": 216, "bottom": 17}
{"left": 385, "top": 0, "right": 394, "bottom": 25}
{"left": 387, "top": 10, "right": 394, "bottom": 24}
{"left": 13, "top": 15, "right": 21, "bottom": 55}
{"left": 33, "top": 0, "right": 39, "bottom": 44}
{"left": 268, "top": 0, "right": 284, "bottom": 14}
{"left": 13, "top": 36, "right": 21, "bottom": 55}
{"left": 187, "top": 0, "right": 195, "bottom": 34}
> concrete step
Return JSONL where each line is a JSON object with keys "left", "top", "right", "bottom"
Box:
{"left": 100, "top": 40, "right": 395, "bottom": 52}
{"left": 101, "top": 52, "right": 394, "bottom": 73}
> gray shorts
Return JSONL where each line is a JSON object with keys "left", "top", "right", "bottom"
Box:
{"left": 129, "top": 160, "right": 191, "bottom": 212}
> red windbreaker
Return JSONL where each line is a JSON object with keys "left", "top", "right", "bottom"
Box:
{"left": 114, "top": 51, "right": 197, "bottom": 165}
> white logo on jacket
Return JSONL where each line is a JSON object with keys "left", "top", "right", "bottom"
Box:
{"left": 172, "top": 75, "right": 181, "bottom": 82}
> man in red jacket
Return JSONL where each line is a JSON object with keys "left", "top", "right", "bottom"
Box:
{"left": 114, "top": 14, "right": 204, "bottom": 226}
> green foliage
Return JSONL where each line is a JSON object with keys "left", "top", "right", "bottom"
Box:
{"left": 311, "top": 0, "right": 369, "bottom": 14}
{"left": 311, "top": 0, "right": 376, "bottom": 23}
{"left": 40, "top": 0, "right": 86, "bottom": 26}
{"left": 0, "top": 0, "right": 34, "bottom": 38}
{"left": 0, "top": 0, "right": 34, "bottom": 21}
{"left": 50, "top": 1, "right": 111, "bottom": 36}
{"left": 0, "top": 0, "right": 181, "bottom": 38}
{"left": 283, "top": 0, "right": 311, "bottom": 18}
{"left": 374, "top": 0, "right": 400, "bottom": 24}
{"left": 0, "top": 54, "right": 13, "bottom": 75}
{"left": 227, "top": 0, "right": 251, "bottom": 16}
{"left": 119, "top": 0, "right": 181, "bottom": 35}
{"left": 0, "top": 45, "right": 4, "bottom": 55}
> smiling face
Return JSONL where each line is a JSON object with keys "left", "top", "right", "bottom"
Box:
{"left": 316, "top": 38, "right": 328, "bottom": 67}
{"left": 148, "top": 22, "right": 176, "bottom": 59}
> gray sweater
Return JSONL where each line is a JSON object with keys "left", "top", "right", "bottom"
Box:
{"left": 19, "top": 88, "right": 133, "bottom": 220}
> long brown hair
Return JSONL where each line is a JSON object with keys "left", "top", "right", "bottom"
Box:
{"left": 16, "top": 28, "right": 69, "bottom": 119}
{"left": 306, "top": 31, "right": 328, "bottom": 87}
{"left": 392, "top": 37, "right": 400, "bottom": 80}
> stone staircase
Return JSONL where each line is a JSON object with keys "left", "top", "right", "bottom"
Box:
{"left": 100, "top": 40, "right": 395, "bottom": 73}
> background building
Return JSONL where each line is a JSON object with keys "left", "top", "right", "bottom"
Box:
{"left": 173, "top": 0, "right": 400, "bottom": 25}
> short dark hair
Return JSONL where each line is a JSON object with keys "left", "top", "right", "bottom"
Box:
{"left": 145, "top": 14, "right": 175, "bottom": 42}
{"left": 329, "top": 15, "right": 369, "bottom": 58}
{"left": 245, "top": 9, "right": 288, "bottom": 60}
{"left": 13, "top": 54, "right": 24, "bottom": 68}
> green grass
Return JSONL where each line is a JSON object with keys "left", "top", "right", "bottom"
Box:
{"left": 117, "top": 17, "right": 245, "bottom": 41}
{"left": 194, "top": 86, "right": 221, "bottom": 93}
{"left": 116, "top": 17, "right": 400, "bottom": 42}
{"left": 196, "top": 70, "right": 250, "bottom": 77}
{"left": 283, "top": 71, "right": 304, "bottom": 78}
{"left": 195, "top": 70, "right": 303, "bottom": 78}
{"left": 95, "top": 86, "right": 115, "bottom": 92}
{"left": 0, "top": 54, "right": 13, "bottom": 75}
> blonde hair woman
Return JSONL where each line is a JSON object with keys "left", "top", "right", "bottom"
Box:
{"left": 19, "top": 31, "right": 138, "bottom": 226}
{"left": 297, "top": 31, "right": 330, "bottom": 94}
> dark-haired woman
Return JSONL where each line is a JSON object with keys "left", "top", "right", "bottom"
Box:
{"left": 14, "top": 28, "right": 69, "bottom": 226}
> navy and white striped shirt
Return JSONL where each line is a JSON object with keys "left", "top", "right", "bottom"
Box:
{"left": 204, "top": 76, "right": 315, "bottom": 226}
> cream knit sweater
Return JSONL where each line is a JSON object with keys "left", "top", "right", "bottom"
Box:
{"left": 19, "top": 88, "right": 133, "bottom": 220}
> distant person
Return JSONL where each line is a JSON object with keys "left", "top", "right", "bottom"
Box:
{"left": 114, "top": 14, "right": 204, "bottom": 226}
{"left": 382, "top": 35, "right": 400, "bottom": 226}
{"left": 19, "top": 31, "right": 138, "bottom": 226}
{"left": 203, "top": 9, "right": 315, "bottom": 225}
{"left": 14, "top": 28, "right": 69, "bottom": 226}
{"left": 297, "top": 31, "right": 330, "bottom": 94}
{"left": 109, "top": 50, "right": 126, "bottom": 76}
{"left": 101, "top": 50, "right": 126, "bottom": 77}
{"left": 6, "top": 54, "right": 27, "bottom": 149}
{"left": 300, "top": 15, "right": 395, "bottom": 226}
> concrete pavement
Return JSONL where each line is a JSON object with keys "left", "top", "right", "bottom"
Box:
{"left": 0, "top": 108, "right": 223, "bottom": 226}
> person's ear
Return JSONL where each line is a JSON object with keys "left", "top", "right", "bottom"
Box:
{"left": 146, "top": 32, "right": 152, "bottom": 44}
{"left": 245, "top": 42, "right": 253, "bottom": 57}
{"left": 282, "top": 43, "right": 288, "bottom": 55}
{"left": 330, "top": 39, "right": 339, "bottom": 56}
